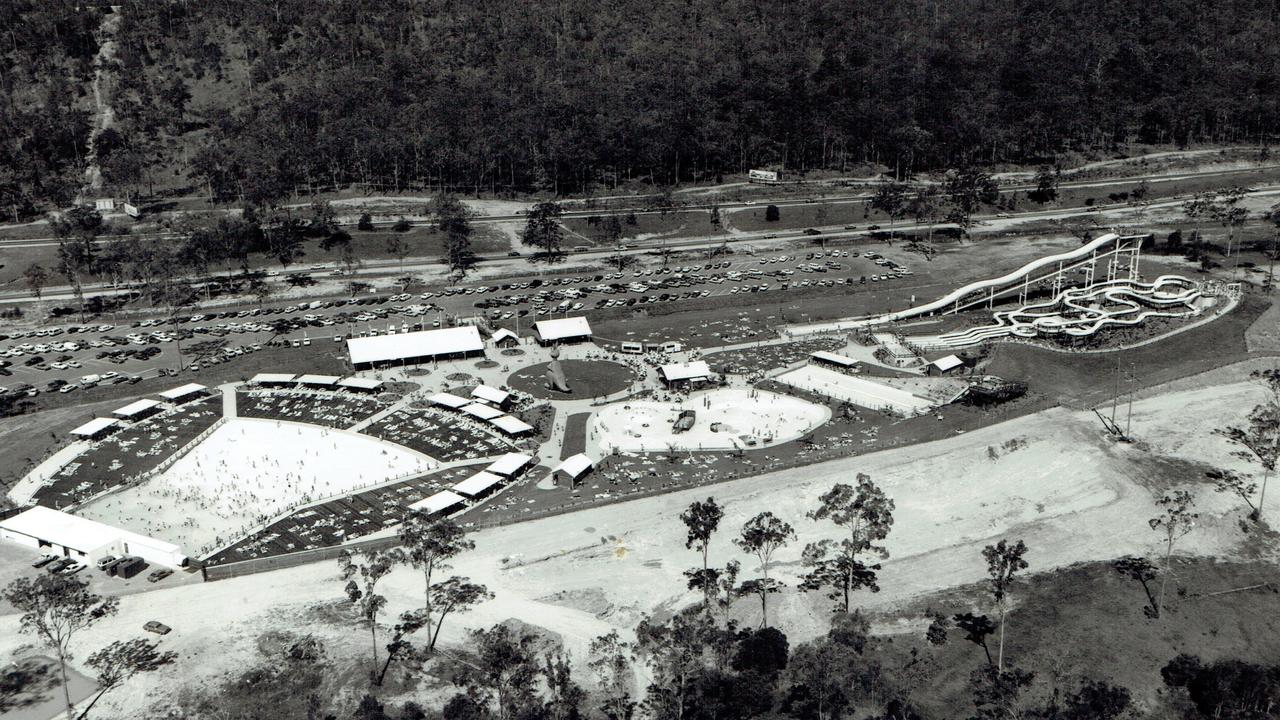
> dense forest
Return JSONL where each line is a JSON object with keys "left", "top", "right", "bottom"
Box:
{"left": 2, "top": 0, "right": 1279, "bottom": 215}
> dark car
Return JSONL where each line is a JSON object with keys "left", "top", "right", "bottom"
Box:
{"left": 143, "top": 621, "right": 171, "bottom": 635}
{"left": 46, "top": 557, "right": 74, "bottom": 573}
{"left": 24, "top": 356, "right": 44, "bottom": 366}
{"left": 147, "top": 568, "right": 173, "bottom": 583}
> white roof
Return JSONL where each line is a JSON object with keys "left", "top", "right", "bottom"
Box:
{"left": 347, "top": 326, "right": 483, "bottom": 365}
{"left": 112, "top": 399, "right": 160, "bottom": 418}
{"left": 462, "top": 403, "right": 505, "bottom": 420}
{"left": 429, "top": 392, "right": 471, "bottom": 409}
{"left": 0, "top": 506, "right": 181, "bottom": 555}
{"left": 486, "top": 452, "right": 534, "bottom": 476}
{"left": 251, "top": 373, "right": 296, "bottom": 384}
{"left": 408, "top": 490, "right": 466, "bottom": 514}
{"left": 490, "top": 415, "right": 534, "bottom": 435}
{"left": 811, "top": 350, "right": 857, "bottom": 367}
{"left": 452, "top": 471, "right": 505, "bottom": 497}
{"left": 337, "top": 377, "right": 383, "bottom": 390}
{"left": 660, "top": 360, "right": 712, "bottom": 382}
{"left": 533, "top": 316, "right": 592, "bottom": 341}
{"left": 296, "top": 374, "right": 341, "bottom": 386}
{"left": 554, "top": 453, "right": 593, "bottom": 478}
{"left": 490, "top": 328, "right": 518, "bottom": 343}
{"left": 932, "top": 354, "right": 964, "bottom": 371}
{"left": 159, "top": 383, "right": 207, "bottom": 400}
{"left": 70, "top": 417, "right": 119, "bottom": 437}
{"left": 472, "top": 385, "right": 510, "bottom": 405}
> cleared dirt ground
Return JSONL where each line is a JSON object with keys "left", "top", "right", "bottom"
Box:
{"left": 2, "top": 361, "right": 1272, "bottom": 717}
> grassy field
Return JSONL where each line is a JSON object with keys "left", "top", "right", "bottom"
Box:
{"left": 0, "top": 225, "right": 508, "bottom": 288}
{"left": 506, "top": 359, "right": 638, "bottom": 400}
{"left": 983, "top": 293, "right": 1276, "bottom": 408}
{"left": 560, "top": 210, "right": 718, "bottom": 245}
{"left": 868, "top": 557, "right": 1280, "bottom": 717}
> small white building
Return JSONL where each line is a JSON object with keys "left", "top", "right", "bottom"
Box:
{"left": 532, "top": 317, "right": 592, "bottom": 345}
{"left": 552, "top": 453, "right": 594, "bottom": 485}
{"left": 0, "top": 506, "right": 187, "bottom": 567}
{"left": 658, "top": 360, "right": 713, "bottom": 388}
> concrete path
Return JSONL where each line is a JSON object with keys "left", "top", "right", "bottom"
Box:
{"left": 219, "top": 383, "right": 238, "bottom": 418}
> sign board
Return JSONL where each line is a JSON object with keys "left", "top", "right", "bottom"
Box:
{"left": 748, "top": 169, "right": 780, "bottom": 183}
{"left": 122, "top": 203, "right": 141, "bottom": 218}
{"left": 93, "top": 198, "right": 116, "bottom": 212}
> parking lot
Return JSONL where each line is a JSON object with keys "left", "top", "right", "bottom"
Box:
{"left": 0, "top": 246, "right": 919, "bottom": 394}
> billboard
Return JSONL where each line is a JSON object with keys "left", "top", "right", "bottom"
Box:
{"left": 748, "top": 169, "right": 780, "bottom": 183}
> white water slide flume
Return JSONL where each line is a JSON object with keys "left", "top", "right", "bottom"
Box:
{"left": 914, "top": 275, "right": 1205, "bottom": 349}
{"left": 789, "top": 232, "right": 1147, "bottom": 335}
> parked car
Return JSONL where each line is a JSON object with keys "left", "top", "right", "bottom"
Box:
{"left": 147, "top": 568, "right": 173, "bottom": 583}
{"left": 143, "top": 621, "right": 171, "bottom": 635}
{"left": 96, "top": 555, "right": 121, "bottom": 571}
{"left": 60, "top": 561, "right": 86, "bottom": 575}
{"left": 46, "top": 558, "right": 73, "bottom": 573}
{"left": 31, "top": 553, "right": 59, "bottom": 568}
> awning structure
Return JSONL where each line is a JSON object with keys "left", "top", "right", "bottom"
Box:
{"left": 461, "top": 403, "right": 505, "bottom": 420}
{"left": 112, "top": 399, "right": 161, "bottom": 419}
{"left": 533, "top": 316, "right": 592, "bottom": 341}
{"left": 931, "top": 354, "right": 964, "bottom": 372}
{"left": 409, "top": 490, "right": 467, "bottom": 515}
{"left": 452, "top": 471, "right": 504, "bottom": 497}
{"left": 347, "top": 326, "right": 484, "bottom": 366}
{"left": 811, "top": 350, "right": 857, "bottom": 367}
{"left": 659, "top": 360, "right": 712, "bottom": 382}
{"left": 490, "top": 415, "right": 534, "bottom": 435}
{"left": 337, "top": 377, "right": 384, "bottom": 391}
{"left": 490, "top": 328, "right": 518, "bottom": 344}
{"left": 250, "top": 373, "right": 296, "bottom": 385}
{"left": 553, "top": 453, "right": 593, "bottom": 479}
{"left": 472, "top": 385, "right": 510, "bottom": 406}
{"left": 486, "top": 452, "right": 534, "bottom": 476}
{"left": 70, "top": 417, "right": 119, "bottom": 438}
{"left": 296, "top": 374, "right": 341, "bottom": 387}
{"left": 429, "top": 392, "right": 471, "bottom": 409}
{"left": 158, "top": 383, "right": 208, "bottom": 401}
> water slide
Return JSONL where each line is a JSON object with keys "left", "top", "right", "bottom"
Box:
{"left": 787, "top": 233, "right": 1126, "bottom": 336}
{"left": 880, "top": 232, "right": 1122, "bottom": 322}
{"left": 917, "top": 275, "right": 1203, "bottom": 349}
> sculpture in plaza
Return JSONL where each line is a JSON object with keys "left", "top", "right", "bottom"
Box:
{"left": 545, "top": 346, "right": 572, "bottom": 393}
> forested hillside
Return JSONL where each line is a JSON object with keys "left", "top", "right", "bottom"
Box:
{"left": 3, "top": 0, "right": 1279, "bottom": 216}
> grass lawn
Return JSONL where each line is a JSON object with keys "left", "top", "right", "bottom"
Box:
{"left": 561, "top": 210, "right": 716, "bottom": 245}
{"left": 506, "top": 359, "right": 638, "bottom": 400}
{"left": 561, "top": 412, "right": 591, "bottom": 459}
{"left": 727, "top": 201, "right": 883, "bottom": 233}
{"left": 866, "top": 557, "right": 1280, "bottom": 717}
{"left": 983, "top": 293, "right": 1275, "bottom": 408}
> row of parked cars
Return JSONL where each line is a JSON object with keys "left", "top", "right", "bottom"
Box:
{"left": 31, "top": 551, "right": 173, "bottom": 583}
